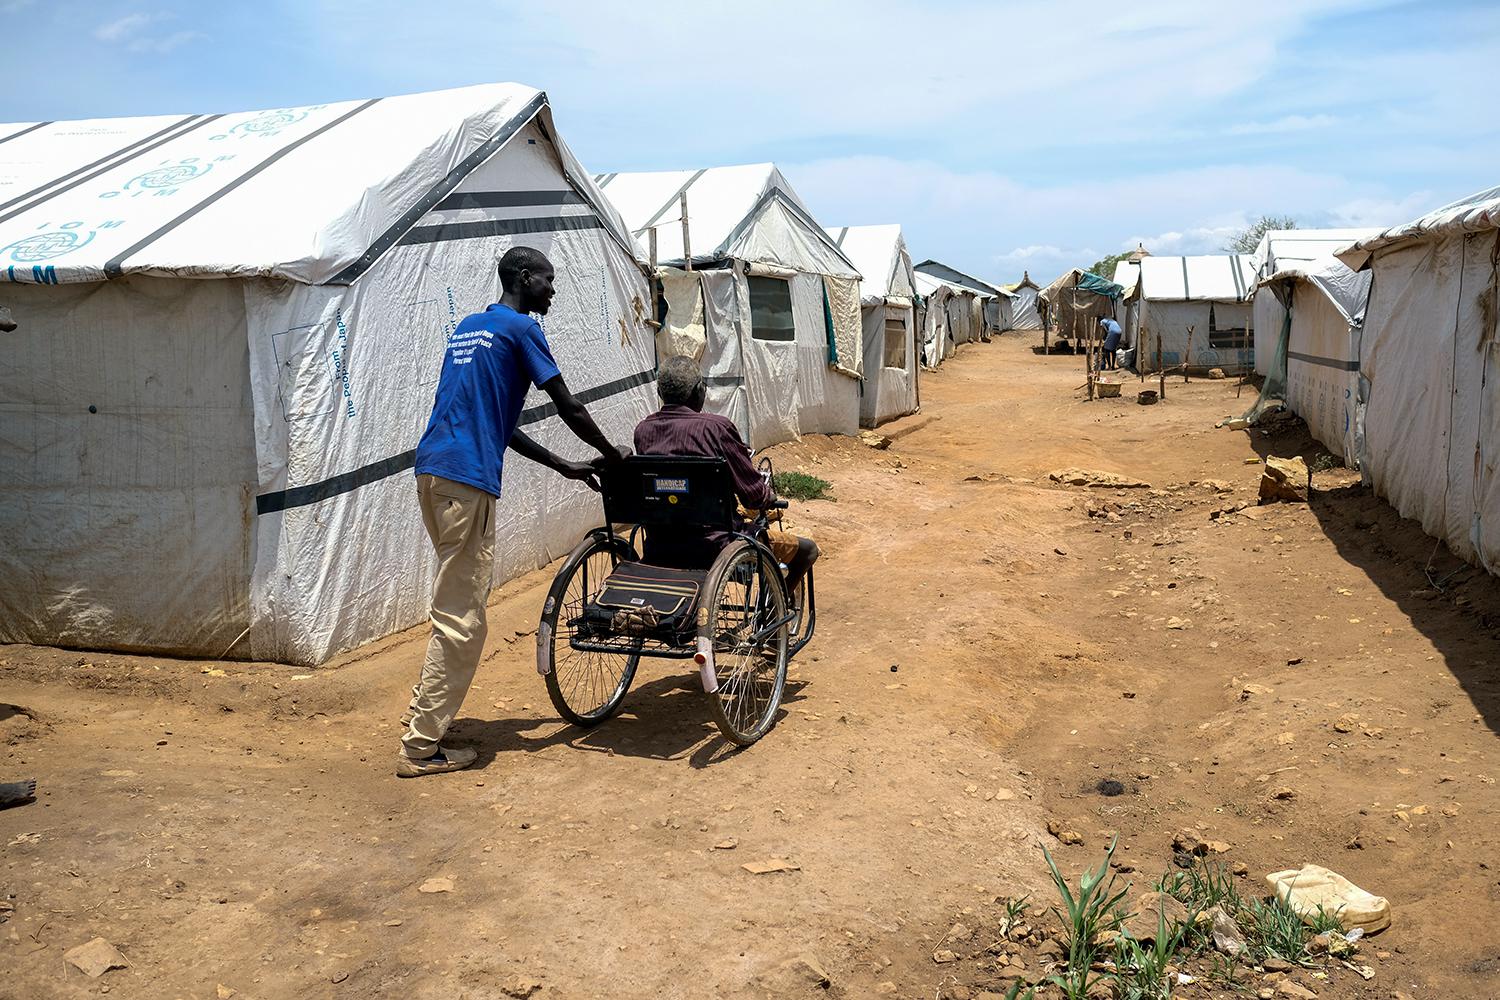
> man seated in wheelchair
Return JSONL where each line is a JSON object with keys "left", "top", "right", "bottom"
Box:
{"left": 632, "top": 356, "right": 819, "bottom": 590}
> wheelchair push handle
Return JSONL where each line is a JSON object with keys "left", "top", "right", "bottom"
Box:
{"left": 770, "top": 499, "right": 789, "bottom": 510}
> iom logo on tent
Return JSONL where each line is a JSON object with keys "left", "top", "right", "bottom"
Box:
{"left": 98, "top": 158, "right": 221, "bottom": 200}
{"left": 2, "top": 226, "right": 96, "bottom": 263}
{"left": 211, "top": 106, "right": 324, "bottom": 141}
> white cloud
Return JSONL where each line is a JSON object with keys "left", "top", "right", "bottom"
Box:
{"left": 1226, "top": 114, "right": 1339, "bottom": 136}
{"left": 95, "top": 12, "right": 154, "bottom": 42}
{"left": 93, "top": 10, "right": 202, "bottom": 52}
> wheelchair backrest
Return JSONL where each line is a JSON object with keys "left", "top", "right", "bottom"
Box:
{"left": 601, "top": 455, "right": 738, "bottom": 531}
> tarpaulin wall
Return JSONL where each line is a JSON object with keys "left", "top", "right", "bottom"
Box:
{"left": 1359, "top": 230, "right": 1500, "bottom": 572}
{"left": 0, "top": 276, "right": 256, "bottom": 655}
{"left": 860, "top": 301, "right": 916, "bottom": 426}
{"left": 1252, "top": 290, "right": 1286, "bottom": 377}
{"left": 1137, "top": 300, "right": 1253, "bottom": 373}
{"left": 1285, "top": 282, "right": 1360, "bottom": 461}
{"left": 1005, "top": 285, "right": 1042, "bottom": 331}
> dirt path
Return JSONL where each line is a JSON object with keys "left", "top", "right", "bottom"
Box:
{"left": 3, "top": 337, "right": 1496, "bottom": 1000}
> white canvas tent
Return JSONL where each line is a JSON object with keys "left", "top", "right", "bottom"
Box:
{"left": 916, "top": 259, "right": 1009, "bottom": 341}
{"left": 1248, "top": 229, "right": 1381, "bottom": 376}
{"left": 1255, "top": 258, "right": 1373, "bottom": 460}
{"left": 914, "top": 271, "right": 979, "bottom": 367}
{"left": 597, "top": 163, "right": 863, "bottom": 450}
{"left": 1336, "top": 186, "right": 1500, "bottom": 573}
{"left": 1000, "top": 272, "right": 1043, "bottom": 331}
{"left": 0, "top": 84, "right": 656, "bottom": 665}
{"left": 1135, "top": 254, "right": 1256, "bottom": 373}
{"left": 826, "top": 224, "right": 919, "bottom": 426}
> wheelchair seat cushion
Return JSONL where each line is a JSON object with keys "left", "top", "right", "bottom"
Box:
{"left": 587, "top": 562, "right": 705, "bottom": 635}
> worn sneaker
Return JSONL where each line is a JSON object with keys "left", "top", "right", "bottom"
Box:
{"left": 395, "top": 745, "right": 477, "bottom": 778}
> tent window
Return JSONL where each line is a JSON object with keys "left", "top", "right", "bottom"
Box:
{"left": 749, "top": 276, "right": 795, "bottom": 342}
{"left": 1207, "top": 303, "right": 1251, "bottom": 350}
{"left": 883, "top": 313, "right": 907, "bottom": 368}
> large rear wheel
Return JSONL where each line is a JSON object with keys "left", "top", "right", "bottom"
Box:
{"left": 540, "top": 532, "right": 640, "bottom": 727}
{"left": 702, "top": 541, "right": 789, "bottom": 746}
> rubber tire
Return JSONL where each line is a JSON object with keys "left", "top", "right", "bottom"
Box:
{"left": 541, "top": 532, "right": 640, "bottom": 727}
{"left": 701, "top": 541, "right": 789, "bottom": 746}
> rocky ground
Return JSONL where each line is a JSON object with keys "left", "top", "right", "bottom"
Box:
{"left": 2, "top": 335, "right": 1496, "bottom": 1000}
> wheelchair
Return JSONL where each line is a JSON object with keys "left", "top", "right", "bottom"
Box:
{"left": 536, "top": 455, "right": 816, "bottom": 746}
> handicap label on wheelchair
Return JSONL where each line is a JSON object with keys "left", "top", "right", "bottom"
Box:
{"left": 651, "top": 477, "right": 689, "bottom": 503}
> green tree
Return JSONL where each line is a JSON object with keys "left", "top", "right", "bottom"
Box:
{"left": 1224, "top": 214, "right": 1297, "bottom": 254}
{"left": 1087, "top": 250, "right": 1129, "bottom": 280}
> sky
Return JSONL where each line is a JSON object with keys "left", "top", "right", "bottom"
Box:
{"left": 4, "top": 0, "right": 1496, "bottom": 285}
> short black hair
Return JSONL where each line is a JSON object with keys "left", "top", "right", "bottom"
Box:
{"left": 498, "top": 246, "right": 552, "bottom": 292}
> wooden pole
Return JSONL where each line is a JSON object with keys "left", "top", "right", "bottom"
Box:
{"left": 1184, "top": 325, "right": 1193, "bottom": 383}
{"left": 648, "top": 227, "right": 658, "bottom": 273}
{"left": 1157, "top": 331, "right": 1166, "bottom": 400}
{"left": 680, "top": 192, "right": 692, "bottom": 271}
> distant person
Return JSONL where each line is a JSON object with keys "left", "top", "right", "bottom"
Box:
{"left": 1098, "top": 317, "right": 1122, "bottom": 371}
{"left": 399, "top": 246, "right": 630, "bottom": 778}
{"left": 634, "top": 356, "right": 819, "bottom": 592}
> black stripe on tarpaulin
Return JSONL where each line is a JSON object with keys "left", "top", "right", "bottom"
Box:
{"left": 1288, "top": 350, "right": 1359, "bottom": 372}
{"left": 515, "top": 366, "right": 658, "bottom": 425}
{"left": 0, "top": 114, "right": 209, "bottom": 219}
{"left": 433, "top": 189, "right": 584, "bottom": 211}
{"left": 0, "top": 121, "right": 51, "bottom": 148}
{"left": 256, "top": 450, "right": 417, "bottom": 515}
{"left": 254, "top": 367, "right": 658, "bottom": 515}
{"left": 325, "top": 92, "right": 547, "bottom": 286}
{"left": 396, "top": 213, "right": 603, "bottom": 247}
{"left": 104, "top": 100, "right": 382, "bottom": 279}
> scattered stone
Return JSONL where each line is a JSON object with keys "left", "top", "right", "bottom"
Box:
{"left": 1262, "top": 957, "right": 1293, "bottom": 972}
{"left": 501, "top": 976, "right": 543, "bottom": 998}
{"left": 1121, "top": 891, "right": 1189, "bottom": 942}
{"left": 1232, "top": 862, "right": 1250, "bottom": 876}
{"left": 331, "top": 971, "right": 349, "bottom": 985}
{"left": 383, "top": 919, "right": 404, "bottom": 927}
{"left": 933, "top": 949, "right": 957, "bottom": 964}
{"left": 1271, "top": 787, "right": 1296, "bottom": 800}
{"left": 1037, "top": 938, "right": 1066, "bottom": 961}
{"left": 1260, "top": 456, "right": 1310, "bottom": 503}
{"left": 1208, "top": 368, "right": 1226, "bottom": 379}
{"left": 418, "top": 876, "right": 454, "bottom": 894}
{"left": 63, "top": 938, "right": 128, "bottom": 978}
{"left": 1047, "top": 819, "right": 1084, "bottom": 846}
{"left": 742, "top": 859, "right": 801, "bottom": 874}
{"left": 875, "top": 983, "right": 899, "bottom": 996}
{"left": 1332, "top": 714, "right": 1358, "bottom": 734}
{"left": 1275, "top": 981, "right": 1316, "bottom": 998}
{"left": 216, "top": 986, "right": 237, "bottom": 1000}
{"left": 1048, "top": 468, "right": 1151, "bottom": 489}
{"left": 948, "top": 922, "right": 973, "bottom": 942}
{"left": 1209, "top": 906, "right": 1247, "bottom": 956}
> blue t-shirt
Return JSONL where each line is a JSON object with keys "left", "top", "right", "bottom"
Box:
{"left": 414, "top": 302, "right": 562, "bottom": 497}
{"left": 1100, "top": 318, "right": 1121, "bottom": 337}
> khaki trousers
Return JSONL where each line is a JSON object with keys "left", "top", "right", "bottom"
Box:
{"left": 402, "top": 474, "right": 496, "bottom": 760}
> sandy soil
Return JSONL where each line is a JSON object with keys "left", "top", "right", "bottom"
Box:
{"left": 3, "top": 336, "right": 1496, "bottom": 1000}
